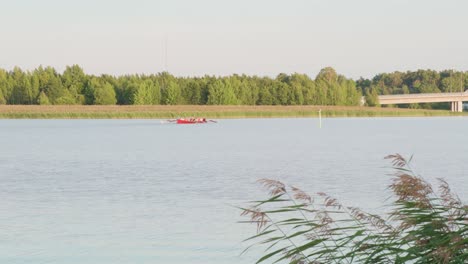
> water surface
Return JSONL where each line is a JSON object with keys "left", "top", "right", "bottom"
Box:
{"left": 0, "top": 118, "right": 467, "bottom": 263}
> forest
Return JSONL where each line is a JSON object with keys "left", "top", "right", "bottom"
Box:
{"left": 0, "top": 65, "right": 466, "bottom": 108}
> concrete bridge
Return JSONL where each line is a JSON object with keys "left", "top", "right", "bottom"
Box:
{"left": 362, "top": 92, "right": 468, "bottom": 112}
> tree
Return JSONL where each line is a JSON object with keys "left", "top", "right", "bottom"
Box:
{"left": 402, "top": 85, "right": 410, "bottom": 94}
{"left": 37, "top": 91, "right": 51, "bottom": 105}
{"left": 158, "top": 73, "right": 181, "bottom": 105}
{"left": 258, "top": 86, "right": 273, "bottom": 105}
{"left": 87, "top": 78, "right": 117, "bottom": 105}
{"left": 207, "top": 79, "right": 238, "bottom": 105}
{"left": 0, "top": 88, "right": 6, "bottom": 104}
{"left": 221, "top": 79, "right": 239, "bottom": 105}
{"left": 163, "top": 80, "right": 181, "bottom": 105}
{"left": 95, "top": 84, "right": 116, "bottom": 105}
{"left": 365, "top": 87, "right": 380, "bottom": 107}
{"left": 0, "top": 65, "right": 462, "bottom": 109}
{"left": 133, "top": 80, "right": 160, "bottom": 105}
{"left": 286, "top": 74, "right": 311, "bottom": 105}
{"left": 348, "top": 79, "right": 362, "bottom": 105}
{"left": 316, "top": 67, "right": 338, "bottom": 82}
{"left": 9, "top": 67, "right": 32, "bottom": 104}
{"left": 206, "top": 80, "right": 223, "bottom": 105}
{"left": 55, "top": 91, "right": 78, "bottom": 105}
{"left": 184, "top": 80, "right": 203, "bottom": 105}
{"left": 30, "top": 74, "right": 40, "bottom": 104}
{"left": 274, "top": 81, "right": 290, "bottom": 105}
{"left": 34, "top": 66, "right": 66, "bottom": 104}
{"left": 62, "top": 65, "right": 87, "bottom": 104}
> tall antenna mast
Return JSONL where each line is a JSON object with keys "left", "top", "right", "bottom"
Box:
{"left": 164, "top": 34, "right": 168, "bottom": 72}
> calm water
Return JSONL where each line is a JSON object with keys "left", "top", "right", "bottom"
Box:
{"left": 0, "top": 118, "right": 467, "bottom": 263}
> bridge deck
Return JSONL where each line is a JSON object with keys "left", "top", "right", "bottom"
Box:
{"left": 378, "top": 92, "right": 468, "bottom": 104}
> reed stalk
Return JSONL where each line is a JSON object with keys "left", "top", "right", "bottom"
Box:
{"left": 240, "top": 154, "right": 467, "bottom": 263}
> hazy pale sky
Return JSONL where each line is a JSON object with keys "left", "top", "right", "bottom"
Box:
{"left": 0, "top": 0, "right": 467, "bottom": 78}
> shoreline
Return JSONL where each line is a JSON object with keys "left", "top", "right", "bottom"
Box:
{"left": 0, "top": 105, "right": 465, "bottom": 119}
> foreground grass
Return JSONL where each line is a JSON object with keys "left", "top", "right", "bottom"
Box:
{"left": 240, "top": 155, "right": 467, "bottom": 263}
{"left": 0, "top": 105, "right": 466, "bottom": 119}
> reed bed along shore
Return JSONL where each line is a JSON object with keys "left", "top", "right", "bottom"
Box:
{"left": 0, "top": 105, "right": 466, "bottom": 119}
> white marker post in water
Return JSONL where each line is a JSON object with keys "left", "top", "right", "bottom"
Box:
{"left": 318, "top": 109, "right": 322, "bottom": 128}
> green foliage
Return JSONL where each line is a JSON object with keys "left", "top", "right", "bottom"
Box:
{"left": 133, "top": 80, "right": 160, "bottom": 105}
{"left": 34, "top": 66, "right": 66, "bottom": 104}
{"left": 365, "top": 87, "right": 380, "bottom": 107}
{"left": 55, "top": 93, "right": 78, "bottom": 105}
{"left": 0, "top": 65, "right": 466, "bottom": 108}
{"left": 37, "top": 91, "right": 51, "bottom": 105}
{"left": 155, "top": 72, "right": 180, "bottom": 105}
{"left": 163, "top": 80, "right": 181, "bottom": 105}
{"left": 89, "top": 78, "right": 117, "bottom": 105}
{"left": 207, "top": 79, "right": 239, "bottom": 105}
{"left": 316, "top": 67, "right": 338, "bottom": 82}
{"left": 83, "top": 79, "right": 96, "bottom": 105}
{"left": 183, "top": 79, "right": 204, "bottom": 105}
{"left": 240, "top": 155, "right": 467, "bottom": 263}
{"left": 9, "top": 67, "right": 32, "bottom": 104}
{"left": 0, "top": 88, "right": 6, "bottom": 105}
{"left": 62, "top": 65, "right": 87, "bottom": 104}
{"left": 94, "top": 85, "right": 117, "bottom": 105}
{"left": 357, "top": 69, "right": 468, "bottom": 109}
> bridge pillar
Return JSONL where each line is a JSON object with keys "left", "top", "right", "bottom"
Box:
{"left": 451, "top": 101, "right": 463, "bottom": 112}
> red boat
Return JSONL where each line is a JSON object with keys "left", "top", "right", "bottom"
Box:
{"left": 176, "top": 118, "right": 208, "bottom": 124}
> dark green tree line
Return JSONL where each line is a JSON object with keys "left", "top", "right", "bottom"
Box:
{"left": 0, "top": 65, "right": 465, "bottom": 108}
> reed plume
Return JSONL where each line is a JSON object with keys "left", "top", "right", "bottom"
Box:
{"left": 240, "top": 154, "right": 467, "bottom": 263}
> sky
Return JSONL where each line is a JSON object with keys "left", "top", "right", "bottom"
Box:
{"left": 0, "top": 0, "right": 467, "bottom": 79}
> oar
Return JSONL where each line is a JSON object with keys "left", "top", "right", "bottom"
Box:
{"left": 166, "top": 119, "right": 177, "bottom": 122}
{"left": 209, "top": 120, "right": 217, "bottom": 123}
{"left": 160, "top": 119, "right": 174, "bottom": 124}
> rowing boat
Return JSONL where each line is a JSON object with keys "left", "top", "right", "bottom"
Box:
{"left": 176, "top": 118, "right": 208, "bottom": 124}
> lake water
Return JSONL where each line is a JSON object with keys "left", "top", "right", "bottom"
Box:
{"left": 0, "top": 118, "right": 467, "bottom": 263}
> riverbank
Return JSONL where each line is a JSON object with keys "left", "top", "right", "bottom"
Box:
{"left": 0, "top": 105, "right": 465, "bottom": 119}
